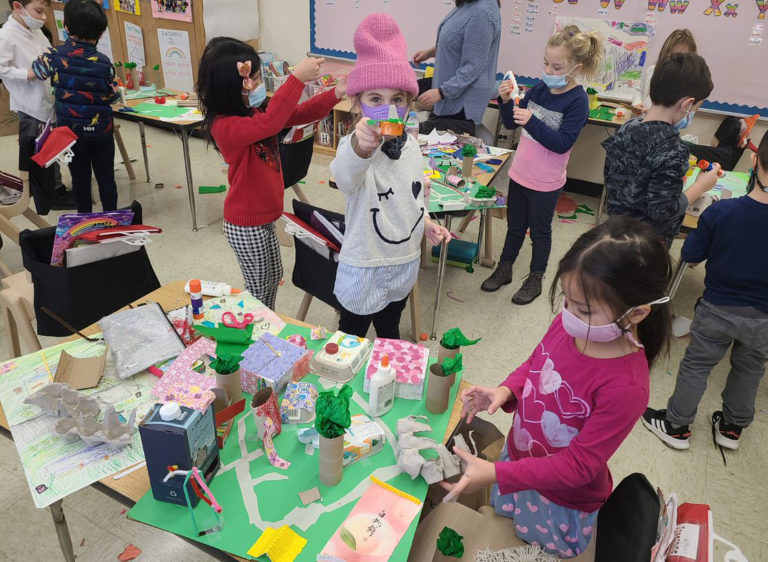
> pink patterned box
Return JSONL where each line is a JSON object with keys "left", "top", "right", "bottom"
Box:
{"left": 363, "top": 338, "right": 429, "bottom": 401}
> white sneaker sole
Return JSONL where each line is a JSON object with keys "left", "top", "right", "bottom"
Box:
{"left": 714, "top": 421, "right": 740, "bottom": 450}
{"left": 642, "top": 418, "right": 690, "bottom": 450}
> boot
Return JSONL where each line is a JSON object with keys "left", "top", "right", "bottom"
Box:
{"left": 512, "top": 271, "right": 544, "bottom": 305}
{"left": 480, "top": 261, "right": 513, "bottom": 292}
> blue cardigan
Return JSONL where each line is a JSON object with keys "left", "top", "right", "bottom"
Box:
{"left": 432, "top": 0, "right": 501, "bottom": 124}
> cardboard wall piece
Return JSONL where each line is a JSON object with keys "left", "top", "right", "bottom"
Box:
{"left": 0, "top": 84, "right": 19, "bottom": 137}
{"left": 53, "top": 350, "right": 106, "bottom": 390}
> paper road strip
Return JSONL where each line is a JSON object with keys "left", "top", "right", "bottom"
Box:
{"left": 113, "top": 461, "right": 147, "bottom": 479}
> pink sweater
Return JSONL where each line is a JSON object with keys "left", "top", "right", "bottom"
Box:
{"left": 495, "top": 314, "right": 649, "bottom": 512}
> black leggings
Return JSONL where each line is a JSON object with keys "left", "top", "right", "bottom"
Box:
{"left": 500, "top": 179, "right": 563, "bottom": 273}
{"left": 338, "top": 298, "right": 408, "bottom": 340}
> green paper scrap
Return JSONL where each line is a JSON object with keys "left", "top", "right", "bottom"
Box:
{"left": 131, "top": 102, "right": 195, "bottom": 119}
{"left": 474, "top": 185, "right": 496, "bottom": 199}
{"left": 152, "top": 64, "right": 160, "bottom": 71}
{"left": 192, "top": 323, "right": 254, "bottom": 357}
{"left": 315, "top": 384, "right": 352, "bottom": 439}
{"left": 440, "top": 353, "right": 463, "bottom": 376}
{"left": 199, "top": 185, "right": 226, "bottom": 194}
{"left": 209, "top": 354, "right": 242, "bottom": 375}
{"left": 437, "top": 527, "right": 464, "bottom": 558}
{"left": 440, "top": 328, "right": 481, "bottom": 350}
{"left": 124, "top": 61, "right": 137, "bottom": 69}
{"left": 461, "top": 145, "right": 477, "bottom": 158}
{"left": 128, "top": 323, "right": 465, "bottom": 561}
{"left": 586, "top": 87, "right": 597, "bottom": 95}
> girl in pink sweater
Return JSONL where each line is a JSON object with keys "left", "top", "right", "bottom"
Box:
{"left": 442, "top": 217, "right": 673, "bottom": 558}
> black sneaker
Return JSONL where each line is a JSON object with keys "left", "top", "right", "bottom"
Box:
{"left": 511, "top": 271, "right": 544, "bottom": 305}
{"left": 481, "top": 261, "right": 513, "bottom": 292}
{"left": 641, "top": 408, "right": 691, "bottom": 450}
{"left": 712, "top": 411, "right": 742, "bottom": 450}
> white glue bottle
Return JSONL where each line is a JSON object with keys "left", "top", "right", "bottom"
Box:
{"left": 183, "top": 280, "right": 241, "bottom": 297}
{"left": 368, "top": 354, "right": 396, "bottom": 417}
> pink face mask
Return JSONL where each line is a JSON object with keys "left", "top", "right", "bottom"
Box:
{"left": 561, "top": 297, "right": 670, "bottom": 347}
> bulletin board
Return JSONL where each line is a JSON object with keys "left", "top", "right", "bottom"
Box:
{"left": 45, "top": 0, "right": 208, "bottom": 89}
{"left": 310, "top": 0, "right": 768, "bottom": 116}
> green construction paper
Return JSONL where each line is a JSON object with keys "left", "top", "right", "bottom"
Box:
{"left": 131, "top": 102, "right": 196, "bottom": 119}
{"left": 199, "top": 185, "right": 226, "bottom": 194}
{"left": 315, "top": 384, "right": 352, "bottom": 439}
{"left": 129, "top": 324, "right": 464, "bottom": 561}
{"left": 192, "top": 323, "right": 254, "bottom": 357}
{"left": 152, "top": 64, "right": 160, "bottom": 71}
{"left": 461, "top": 145, "right": 477, "bottom": 158}
{"left": 124, "top": 61, "right": 137, "bottom": 69}
{"left": 437, "top": 527, "right": 464, "bottom": 557}
{"left": 440, "top": 353, "right": 463, "bottom": 376}
{"left": 586, "top": 87, "right": 597, "bottom": 95}
{"left": 474, "top": 185, "right": 496, "bottom": 199}
{"left": 209, "top": 354, "right": 242, "bottom": 375}
{"left": 440, "top": 328, "right": 481, "bottom": 349}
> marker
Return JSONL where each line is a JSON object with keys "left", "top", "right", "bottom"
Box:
{"left": 40, "top": 351, "right": 53, "bottom": 382}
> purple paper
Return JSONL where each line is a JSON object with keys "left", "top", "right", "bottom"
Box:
{"left": 51, "top": 211, "right": 134, "bottom": 266}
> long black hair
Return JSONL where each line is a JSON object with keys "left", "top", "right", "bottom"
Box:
{"left": 549, "top": 216, "right": 673, "bottom": 367}
{"left": 196, "top": 37, "right": 261, "bottom": 142}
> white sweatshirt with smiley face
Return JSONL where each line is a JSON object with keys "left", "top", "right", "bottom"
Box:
{"left": 331, "top": 133, "right": 426, "bottom": 268}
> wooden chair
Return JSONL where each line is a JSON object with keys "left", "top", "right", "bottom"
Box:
{"left": 0, "top": 270, "right": 41, "bottom": 358}
{"left": 0, "top": 171, "right": 49, "bottom": 244}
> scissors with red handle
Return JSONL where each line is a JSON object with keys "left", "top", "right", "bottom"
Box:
{"left": 221, "top": 311, "right": 255, "bottom": 329}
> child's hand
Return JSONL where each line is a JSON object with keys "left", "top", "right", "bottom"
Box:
{"left": 27, "top": 68, "right": 36, "bottom": 81}
{"left": 292, "top": 57, "right": 325, "bottom": 83}
{"left": 499, "top": 80, "right": 514, "bottom": 103}
{"left": 700, "top": 164, "right": 722, "bottom": 190}
{"left": 460, "top": 385, "right": 512, "bottom": 423}
{"left": 412, "top": 47, "right": 435, "bottom": 64}
{"left": 418, "top": 88, "right": 441, "bottom": 108}
{"left": 513, "top": 107, "right": 532, "bottom": 126}
{"left": 424, "top": 219, "right": 451, "bottom": 246}
{"left": 334, "top": 80, "right": 347, "bottom": 99}
{"left": 439, "top": 448, "right": 496, "bottom": 502}
{"left": 352, "top": 119, "right": 381, "bottom": 157}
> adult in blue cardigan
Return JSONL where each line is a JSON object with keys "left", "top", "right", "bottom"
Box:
{"left": 413, "top": 0, "right": 501, "bottom": 136}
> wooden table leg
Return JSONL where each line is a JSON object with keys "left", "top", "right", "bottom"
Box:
{"left": 457, "top": 210, "right": 475, "bottom": 234}
{"left": 409, "top": 282, "right": 421, "bottom": 342}
{"left": 49, "top": 500, "right": 76, "bottom": 562}
{"left": 297, "top": 293, "right": 313, "bottom": 321}
{"left": 480, "top": 208, "right": 496, "bottom": 268}
{"left": 291, "top": 184, "right": 309, "bottom": 203}
{"left": 114, "top": 125, "right": 136, "bottom": 181}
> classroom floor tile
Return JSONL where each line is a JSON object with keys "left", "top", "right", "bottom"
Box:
{"left": 0, "top": 123, "right": 764, "bottom": 559}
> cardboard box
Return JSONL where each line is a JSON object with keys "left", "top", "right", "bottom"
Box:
{"left": 0, "top": 84, "right": 19, "bottom": 137}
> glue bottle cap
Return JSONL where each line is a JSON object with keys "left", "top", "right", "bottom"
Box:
{"left": 189, "top": 279, "right": 201, "bottom": 293}
{"left": 325, "top": 342, "right": 339, "bottom": 355}
{"left": 159, "top": 402, "right": 182, "bottom": 421}
{"left": 381, "top": 354, "right": 389, "bottom": 368}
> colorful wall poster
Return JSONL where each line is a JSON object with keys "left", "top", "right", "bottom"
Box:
{"left": 124, "top": 21, "right": 146, "bottom": 67}
{"left": 157, "top": 28, "right": 194, "bottom": 91}
{"left": 114, "top": 0, "right": 140, "bottom": 15}
{"left": 96, "top": 27, "right": 114, "bottom": 62}
{"left": 53, "top": 9, "right": 67, "bottom": 41}
{"left": 151, "top": 0, "right": 192, "bottom": 22}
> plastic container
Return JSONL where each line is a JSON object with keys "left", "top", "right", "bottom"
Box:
{"left": 184, "top": 280, "right": 241, "bottom": 297}
{"left": 367, "top": 354, "right": 396, "bottom": 417}
{"left": 188, "top": 279, "right": 204, "bottom": 320}
{"left": 406, "top": 111, "right": 419, "bottom": 137}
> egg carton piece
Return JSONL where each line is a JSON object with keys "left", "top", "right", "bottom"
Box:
{"left": 55, "top": 404, "right": 137, "bottom": 448}
{"left": 23, "top": 382, "right": 100, "bottom": 419}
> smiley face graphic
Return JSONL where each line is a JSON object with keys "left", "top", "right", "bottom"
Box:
{"left": 370, "top": 181, "right": 424, "bottom": 245}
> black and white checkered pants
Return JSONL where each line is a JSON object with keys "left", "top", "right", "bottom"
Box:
{"left": 223, "top": 221, "right": 283, "bottom": 310}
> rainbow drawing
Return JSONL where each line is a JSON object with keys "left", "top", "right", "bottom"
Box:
{"left": 165, "top": 47, "right": 186, "bottom": 59}
{"left": 50, "top": 211, "right": 134, "bottom": 266}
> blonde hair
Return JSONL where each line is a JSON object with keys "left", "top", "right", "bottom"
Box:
{"left": 657, "top": 29, "right": 697, "bottom": 63}
{"left": 547, "top": 25, "right": 604, "bottom": 80}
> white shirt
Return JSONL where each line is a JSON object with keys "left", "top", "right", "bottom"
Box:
{"left": 631, "top": 63, "right": 654, "bottom": 109}
{"left": 0, "top": 15, "right": 53, "bottom": 122}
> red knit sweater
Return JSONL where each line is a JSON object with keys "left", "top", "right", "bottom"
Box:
{"left": 211, "top": 74, "right": 339, "bottom": 226}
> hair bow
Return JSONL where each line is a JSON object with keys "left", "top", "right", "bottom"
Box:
{"left": 237, "top": 61, "right": 257, "bottom": 91}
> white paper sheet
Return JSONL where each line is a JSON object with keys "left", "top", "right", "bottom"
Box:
{"left": 124, "top": 21, "right": 146, "bottom": 66}
{"left": 96, "top": 28, "right": 114, "bottom": 62}
{"left": 203, "top": 0, "right": 259, "bottom": 42}
{"left": 157, "top": 28, "right": 194, "bottom": 92}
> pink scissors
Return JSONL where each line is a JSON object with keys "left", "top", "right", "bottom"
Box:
{"left": 221, "top": 311, "right": 255, "bottom": 329}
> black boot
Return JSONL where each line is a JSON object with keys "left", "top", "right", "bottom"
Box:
{"left": 512, "top": 271, "right": 544, "bottom": 305}
{"left": 481, "top": 261, "right": 513, "bottom": 292}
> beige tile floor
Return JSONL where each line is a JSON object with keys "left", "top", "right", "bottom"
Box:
{"left": 0, "top": 122, "right": 765, "bottom": 560}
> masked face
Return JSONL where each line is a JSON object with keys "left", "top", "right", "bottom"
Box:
{"left": 248, "top": 83, "right": 266, "bottom": 108}
{"left": 359, "top": 89, "right": 409, "bottom": 121}
{"left": 542, "top": 45, "right": 577, "bottom": 90}
{"left": 16, "top": 1, "right": 46, "bottom": 30}
{"left": 674, "top": 99, "right": 696, "bottom": 131}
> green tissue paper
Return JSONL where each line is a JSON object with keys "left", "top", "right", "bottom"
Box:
{"left": 192, "top": 323, "right": 254, "bottom": 357}
{"left": 436, "top": 526, "right": 464, "bottom": 558}
{"left": 315, "top": 384, "right": 352, "bottom": 439}
{"left": 461, "top": 145, "right": 477, "bottom": 158}
{"left": 209, "top": 354, "right": 242, "bottom": 375}
{"left": 475, "top": 185, "right": 496, "bottom": 199}
{"left": 441, "top": 353, "right": 463, "bottom": 376}
{"left": 440, "top": 327, "right": 481, "bottom": 349}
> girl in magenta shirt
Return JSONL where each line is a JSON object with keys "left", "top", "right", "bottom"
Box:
{"left": 443, "top": 217, "right": 673, "bottom": 558}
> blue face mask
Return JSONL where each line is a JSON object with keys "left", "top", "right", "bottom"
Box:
{"left": 248, "top": 83, "right": 266, "bottom": 108}
{"left": 542, "top": 70, "right": 569, "bottom": 89}
{"left": 674, "top": 109, "right": 695, "bottom": 131}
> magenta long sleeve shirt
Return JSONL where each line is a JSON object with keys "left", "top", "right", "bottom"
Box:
{"left": 495, "top": 314, "right": 649, "bottom": 512}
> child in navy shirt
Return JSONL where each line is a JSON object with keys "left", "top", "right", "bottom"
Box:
{"left": 32, "top": 0, "right": 118, "bottom": 213}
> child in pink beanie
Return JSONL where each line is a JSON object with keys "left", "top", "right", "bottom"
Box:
{"left": 330, "top": 13, "right": 450, "bottom": 339}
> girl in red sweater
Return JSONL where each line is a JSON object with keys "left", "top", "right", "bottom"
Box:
{"left": 197, "top": 38, "right": 345, "bottom": 309}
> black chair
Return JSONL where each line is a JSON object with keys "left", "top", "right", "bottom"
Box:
{"left": 20, "top": 200, "right": 161, "bottom": 336}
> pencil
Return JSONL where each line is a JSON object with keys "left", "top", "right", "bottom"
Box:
{"left": 40, "top": 351, "right": 53, "bottom": 382}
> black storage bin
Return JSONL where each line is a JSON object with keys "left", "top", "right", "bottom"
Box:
{"left": 20, "top": 201, "right": 161, "bottom": 336}
{"left": 280, "top": 133, "right": 315, "bottom": 189}
{"left": 290, "top": 199, "right": 344, "bottom": 311}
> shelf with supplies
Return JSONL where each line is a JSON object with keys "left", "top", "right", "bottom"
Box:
{"left": 313, "top": 98, "right": 355, "bottom": 157}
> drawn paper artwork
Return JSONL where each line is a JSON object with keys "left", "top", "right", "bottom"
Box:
{"left": 554, "top": 17, "right": 653, "bottom": 96}
{"left": 151, "top": 0, "right": 193, "bottom": 22}
{"left": 157, "top": 28, "right": 194, "bottom": 92}
{"left": 114, "top": 0, "right": 140, "bottom": 15}
{"left": 124, "top": 21, "right": 146, "bottom": 67}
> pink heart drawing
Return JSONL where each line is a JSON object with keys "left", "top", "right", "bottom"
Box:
{"left": 546, "top": 542, "right": 556, "bottom": 550}
{"left": 565, "top": 535, "right": 579, "bottom": 543}
{"left": 516, "top": 524, "right": 529, "bottom": 533}
{"left": 535, "top": 524, "right": 549, "bottom": 534}
{"left": 541, "top": 410, "right": 580, "bottom": 448}
{"left": 522, "top": 378, "right": 534, "bottom": 398}
{"left": 563, "top": 548, "right": 574, "bottom": 557}
{"left": 559, "top": 523, "right": 570, "bottom": 533}
{"left": 541, "top": 496, "right": 551, "bottom": 505}
{"left": 502, "top": 503, "right": 515, "bottom": 512}
{"left": 513, "top": 414, "right": 533, "bottom": 451}
{"left": 538, "top": 357, "right": 562, "bottom": 394}
{"left": 515, "top": 507, "right": 522, "bottom": 515}
{"left": 526, "top": 501, "right": 539, "bottom": 513}
{"left": 554, "top": 381, "right": 590, "bottom": 419}
{"left": 583, "top": 525, "right": 593, "bottom": 536}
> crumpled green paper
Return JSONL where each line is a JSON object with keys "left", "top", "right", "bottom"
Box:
{"left": 475, "top": 185, "right": 496, "bottom": 199}
{"left": 441, "top": 353, "right": 463, "bottom": 376}
{"left": 209, "top": 354, "right": 242, "bottom": 375}
{"left": 315, "top": 384, "right": 352, "bottom": 439}
{"left": 440, "top": 328, "right": 481, "bottom": 350}
{"left": 461, "top": 145, "right": 477, "bottom": 158}
{"left": 192, "top": 324, "right": 254, "bottom": 357}
{"left": 437, "top": 526, "right": 464, "bottom": 558}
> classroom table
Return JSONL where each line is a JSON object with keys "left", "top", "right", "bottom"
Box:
{"left": 112, "top": 93, "right": 205, "bottom": 231}
{"left": 0, "top": 280, "right": 469, "bottom": 562}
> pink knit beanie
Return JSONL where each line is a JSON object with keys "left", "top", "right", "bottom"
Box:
{"left": 346, "top": 13, "right": 418, "bottom": 97}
